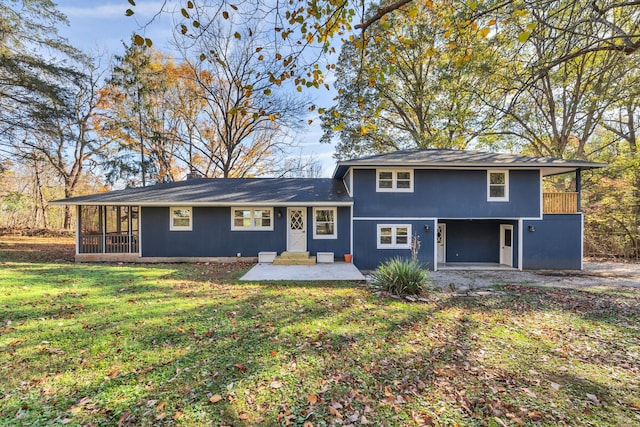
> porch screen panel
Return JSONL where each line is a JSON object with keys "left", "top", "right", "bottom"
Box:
{"left": 105, "top": 206, "right": 130, "bottom": 253}
{"left": 130, "top": 206, "right": 139, "bottom": 253}
{"left": 79, "top": 205, "right": 102, "bottom": 253}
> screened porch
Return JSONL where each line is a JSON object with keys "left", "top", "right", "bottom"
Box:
{"left": 78, "top": 205, "right": 139, "bottom": 254}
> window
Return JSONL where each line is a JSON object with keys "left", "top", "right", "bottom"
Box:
{"left": 376, "top": 169, "right": 413, "bottom": 192}
{"left": 170, "top": 207, "right": 192, "bottom": 231}
{"left": 313, "top": 207, "right": 337, "bottom": 239}
{"left": 231, "top": 207, "right": 273, "bottom": 231}
{"left": 377, "top": 224, "right": 412, "bottom": 249}
{"left": 488, "top": 170, "right": 509, "bottom": 201}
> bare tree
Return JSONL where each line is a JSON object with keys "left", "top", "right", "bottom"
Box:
{"left": 12, "top": 58, "right": 110, "bottom": 229}
{"left": 177, "top": 15, "right": 307, "bottom": 177}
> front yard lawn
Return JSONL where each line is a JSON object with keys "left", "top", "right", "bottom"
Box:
{"left": 1, "top": 236, "right": 639, "bottom": 426}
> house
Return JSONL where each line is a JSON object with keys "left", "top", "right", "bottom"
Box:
{"left": 50, "top": 149, "right": 605, "bottom": 270}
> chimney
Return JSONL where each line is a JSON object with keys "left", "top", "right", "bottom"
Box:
{"left": 185, "top": 170, "right": 202, "bottom": 180}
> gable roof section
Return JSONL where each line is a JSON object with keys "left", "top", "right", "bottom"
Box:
{"left": 50, "top": 178, "right": 352, "bottom": 206}
{"left": 333, "top": 148, "right": 606, "bottom": 178}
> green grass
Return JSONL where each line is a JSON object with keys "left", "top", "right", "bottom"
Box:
{"left": 1, "top": 236, "right": 639, "bottom": 426}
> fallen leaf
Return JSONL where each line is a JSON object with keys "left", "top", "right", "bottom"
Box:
{"left": 234, "top": 363, "right": 247, "bottom": 373}
{"left": 550, "top": 382, "right": 561, "bottom": 391}
{"left": 270, "top": 380, "right": 283, "bottom": 389}
{"left": 528, "top": 410, "right": 542, "bottom": 421}
{"left": 239, "top": 412, "right": 249, "bottom": 420}
{"left": 586, "top": 393, "right": 601, "bottom": 406}
{"left": 307, "top": 393, "right": 318, "bottom": 404}
{"left": 303, "top": 422, "right": 313, "bottom": 427}
{"left": 156, "top": 401, "right": 167, "bottom": 410}
{"left": 209, "top": 394, "right": 223, "bottom": 403}
{"left": 494, "top": 416, "right": 508, "bottom": 427}
{"left": 270, "top": 350, "right": 277, "bottom": 357}
{"left": 117, "top": 410, "right": 131, "bottom": 426}
{"left": 328, "top": 405, "right": 343, "bottom": 419}
{"left": 173, "top": 411, "right": 183, "bottom": 420}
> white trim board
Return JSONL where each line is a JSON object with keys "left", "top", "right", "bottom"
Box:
{"left": 354, "top": 217, "right": 438, "bottom": 221}
{"left": 518, "top": 218, "right": 523, "bottom": 271}
{"left": 354, "top": 216, "right": 542, "bottom": 221}
{"left": 53, "top": 201, "right": 354, "bottom": 207}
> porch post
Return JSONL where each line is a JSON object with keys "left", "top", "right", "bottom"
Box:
{"left": 575, "top": 169, "right": 582, "bottom": 212}
{"left": 128, "top": 206, "right": 132, "bottom": 254}
{"left": 76, "top": 205, "right": 81, "bottom": 256}
{"left": 100, "top": 206, "right": 105, "bottom": 254}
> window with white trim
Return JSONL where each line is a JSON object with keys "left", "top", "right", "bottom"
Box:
{"left": 488, "top": 170, "right": 509, "bottom": 201}
{"left": 377, "top": 224, "right": 412, "bottom": 249}
{"left": 313, "top": 207, "right": 337, "bottom": 239}
{"left": 170, "top": 207, "right": 192, "bottom": 231}
{"left": 231, "top": 207, "right": 273, "bottom": 231}
{"left": 376, "top": 169, "right": 413, "bottom": 192}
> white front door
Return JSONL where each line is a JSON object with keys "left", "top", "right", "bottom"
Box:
{"left": 287, "top": 208, "right": 307, "bottom": 252}
{"left": 437, "top": 223, "right": 446, "bottom": 263}
{"left": 499, "top": 224, "right": 513, "bottom": 267}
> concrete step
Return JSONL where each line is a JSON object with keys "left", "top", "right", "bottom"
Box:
{"left": 279, "top": 251, "right": 310, "bottom": 259}
{"left": 272, "top": 256, "right": 316, "bottom": 265}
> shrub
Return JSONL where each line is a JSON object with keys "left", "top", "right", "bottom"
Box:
{"left": 369, "top": 257, "right": 430, "bottom": 296}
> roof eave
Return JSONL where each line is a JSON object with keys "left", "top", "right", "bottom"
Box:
{"left": 333, "top": 161, "right": 605, "bottom": 177}
{"left": 48, "top": 200, "right": 354, "bottom": 207}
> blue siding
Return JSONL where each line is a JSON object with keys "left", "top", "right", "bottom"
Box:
{"left": 141, "top": 206, "right": 350, "bottom": 258}
{"left": 353, "top": 220, "right": 435, "bottom": 270}
{"left": 523, "top": 214, "right": 582, "bottom": 270}
{"left": 441, "top": 220, "right": 518, "bottom": 266}
{"left": 353, "top": 169, "right": 540, "bottom": 218}
{"left": 307, "top": 206, "right": 351, "bottom": 258}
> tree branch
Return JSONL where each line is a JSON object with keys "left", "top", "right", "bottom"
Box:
{"left": 354, "top": 0, "right": 414, "bottom": 31}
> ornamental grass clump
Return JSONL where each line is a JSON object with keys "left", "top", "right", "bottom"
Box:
{"left": 369, "top": 257, "right": 430, "bottom": 296}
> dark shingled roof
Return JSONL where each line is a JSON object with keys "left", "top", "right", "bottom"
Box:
{"left": 50, "top": 178, "right": 352, "bottom": 206}
{"left": 333, "top": 148, "right": 606, "bottom": 178}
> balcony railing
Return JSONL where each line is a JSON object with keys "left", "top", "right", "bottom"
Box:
{"left": 543, "top": 192, "right": 578, "bottom": 214}
{"left": 80, "top": 233, "right": 139, "bottom": 254}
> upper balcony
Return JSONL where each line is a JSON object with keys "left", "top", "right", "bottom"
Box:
{"left": 543, "top": 192, "right": 578, "bottom": 214}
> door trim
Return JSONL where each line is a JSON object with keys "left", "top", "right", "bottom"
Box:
{"left": 499, "top": 224, "right": 513, "bottom": 267}
{"left": 286, "top": 207, "right": 307, "bottom": 252}
{"left": 437, "top": 223, "right": 446, "bottom": 264}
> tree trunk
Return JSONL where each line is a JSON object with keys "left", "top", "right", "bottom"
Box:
{"left": 63, "top": 187, "right": 73, "bottom": 230}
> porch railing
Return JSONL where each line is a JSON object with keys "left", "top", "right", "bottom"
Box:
{"left": 543, "top": 192, "right": 578, "bottom": 214}
{"left": 80, "top": 233, "right": 139, "bottom": 254}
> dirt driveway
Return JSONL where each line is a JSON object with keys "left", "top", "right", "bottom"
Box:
{"left": 430, "top": 261, "right": 640, "bottom": 291}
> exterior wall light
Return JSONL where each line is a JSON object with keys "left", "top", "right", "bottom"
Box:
{"left": 528, "top": 225, "right": 536, "bottom": 232}
{"left": 424, "top": 225, "right": 431, "bottom": 232}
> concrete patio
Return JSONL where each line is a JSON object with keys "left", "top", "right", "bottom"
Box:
{"left": 240, "top": 262, "right": 366, "bottom": 281}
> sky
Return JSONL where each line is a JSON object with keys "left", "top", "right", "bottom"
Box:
{"left": 54, "top": 0, "right": 338, "bottom": 176}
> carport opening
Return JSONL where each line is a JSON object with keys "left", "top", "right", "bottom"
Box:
{"left": 437, "top": 219, "right": 517, "bottom": 269}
